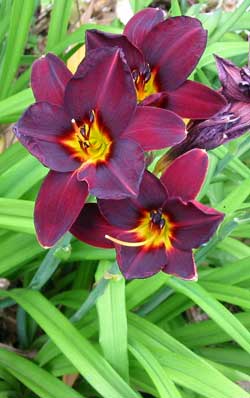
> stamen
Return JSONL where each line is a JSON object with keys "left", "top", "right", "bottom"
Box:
{"left": 132, "top": 69, "right": 139, "bottom": 82}
{"left": 80, "top": 126, "right": 87, "bottom": 138}
{"left": 159, "top": 219, "right": 166, "bottom": 229}
{"left": 89, "top": 109, "right": 95, "bottom": 124}
{"left": 105, "top": 234, "right": 147, "bottom": 247}
{"left": 71, "top": 118, "right": 78, "bottom": 133}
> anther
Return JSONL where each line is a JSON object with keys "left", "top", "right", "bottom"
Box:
{"left": 80, "top": 126, "right": 87, "bottom": 138}
{"left": 159, "top": 219, "right": 166, "bottom": 229}
{"left": 71, "top": 118, "right": 78, "bottom": 133}
{"left": 143, "top": 63, "right": 151, "bottom": 83}
{"left": 132, "top": 69, "right": 139, "bottom": 81}
{"left": 89, "top": 110, "right": 95, "bottom": 124}
{"left": 150, "top": 208, "right": 165, "bottom": 229}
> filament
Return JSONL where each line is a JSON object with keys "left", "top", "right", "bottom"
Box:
{"left": 105, "top": 234, "right": 147, "bottom": 247}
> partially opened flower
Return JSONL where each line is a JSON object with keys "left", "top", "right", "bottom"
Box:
{"left": 215, "top": 55, "right": 250, "bottom": 102}
{"left": 86, "top": 8, "right": 226, "bottom": 119}
{"left": 157, "top": 56, "right": 250, "bottom": 165}
{"left": 14, "top": 48, "right": 186, "bottom": 247}
{"left": 157, "top": 101, "right": 250, "bottom": 166}
{"left": 71, "top": 149, "right": 224, "bottom": 280}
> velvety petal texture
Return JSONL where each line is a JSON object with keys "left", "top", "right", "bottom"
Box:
{"left": 161, "top": 149, "right": 208, "bottom": 200}
{"left": 70, "top": 203, "right": 122, "bottom": 248}
{"left": 142, "top": 16, "right": 207, "bottom": 90}
{"left": 166, "top": 80, "right": 226, "bottom": 119}
{"left": 163, "top": 248, "right": 197, "bottom": 280}
{"left": 165, "top": 198, "right": 224, "bottom": 250}
{"left": 86, "top": 30, "right": 144, "bottom": 71}
{"left": 14, "top": 102, "right": 78, "bottom": 171}
{"left": 31, "top": 53, "right": 72, "bottom": 106}
{"left": 116, "top": 243, "right": 167, "bottom": 279}
{"left": 123, "top": 107, "right": 186, "bottom": 150}
{"left": 77, "top": 139, "right": 145, "bottom": 199}
{"left": 35, "top": 170, "right": 88, "bottom": 247}
{"left": 124, "top": 7, "right": 164, "bottom": 49}
{"left": 64, "top": 47, "right": 137, "bottom": 137}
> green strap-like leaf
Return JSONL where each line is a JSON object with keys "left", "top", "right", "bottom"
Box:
{"left": 0, "top": 348, "right": 82, "bottom": 398}
{"left": 0, "top": 289, "right": 139, "bottom": 398}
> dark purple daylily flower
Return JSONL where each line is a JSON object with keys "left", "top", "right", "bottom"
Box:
{"left": 86, "top": 8, "right": 226, "bottom": 119}
{"left": 156, "top": 56, "right": 250, "bottom": 166}
{"left": 71, "top": 149, "right": 224, "bottom": 280}
{"left": 14, "top": 48, "right": 186, "bottom": 247}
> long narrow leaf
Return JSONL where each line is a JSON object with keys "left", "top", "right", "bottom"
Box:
{"left": 0, "top": 289, "right": 139, "bottom": 398}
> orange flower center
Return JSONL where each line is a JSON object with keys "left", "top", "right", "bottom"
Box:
{"left": 61, "top": 110, "right": 112, "bottom": 164}
{"left": 132, "top": 64, "right": 158, "bottom": 102}
{"left": 106, "top": 208, "right": 172, "bottom": 249}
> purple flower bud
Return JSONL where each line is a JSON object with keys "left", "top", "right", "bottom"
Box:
{"left": 215, "top": 55, "right": 250, "bottom": 102}
{"left": 164, "top": 102, "right": 250, "bottom": 163}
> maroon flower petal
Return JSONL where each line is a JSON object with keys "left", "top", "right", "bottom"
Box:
{"left": 86, "top": 30, "right": 144, "bottom": 71}
{"left": 163, "top": 247, "right": 197, "bottom": 280}
{"left": 14, "top": 102, "right": 79, "bottom": 171}
{"left": 124, "top": 7, "right": 164, "bottom": 49}
{"left": 140, "top": 92, "right": 168, "bottom": 107}
{"left": 122, "top": 106, "right": 186, "bottom": 150}
{"left": 142, "top": 16, "right": 207, "bottom": 90}
{"left": 98, "top": 171, "right": 167, "bottom": 228}
{"left": 161, "top": 149, "right": 208, "bottom": 200}
{"left": 31, "top": 53, "right": 72, "bottom": 106}
{"left": 77, "top": 138, "right": 145, "bottom": 199}
{"left": 70, "top": 203, "right": 122, "bottom": 248}
{"left": 164, "top": 198, "right": 224, "bottom": 250}
{"left": 98, "top": 198, "right": 140, "bottom": 230}
{"left": 215, "top": 55, "right": 250, "bottom": 102}
{"left": 166, "top": 80, "right": 227, "bottom": 119}
{"left": 34, "top": 170, "right": 88, "bottom": 247}
{"left": 116, "top": 242, "right": 167, "bottom": 279}
{"left": 64, "top": 47, "right": 136, "bottom": 137}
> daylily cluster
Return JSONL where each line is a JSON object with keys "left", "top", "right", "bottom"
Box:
{"left": 14, "top": 8, "right": 227, "bottom": 280}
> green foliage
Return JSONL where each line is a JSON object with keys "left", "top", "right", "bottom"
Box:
{"left": 0, "top": 1, "right": 250, "bottom": 397}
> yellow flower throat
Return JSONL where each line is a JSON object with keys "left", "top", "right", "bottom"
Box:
{"left": 61, "top": 110, "right": 112, "bottom": 164}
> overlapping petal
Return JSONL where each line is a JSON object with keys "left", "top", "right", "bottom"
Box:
{"left": 34, "top": 170, "right": 88, "bottom": 247}
{"left": 14, "top": 102, "right": 78, "bottom": 171}
{"left": 163, "top": 247, "right": 197, "bottom": 280}
{"left": 70, "top": 203, "right": 121, "bottom": 248}
{"left": 165, "top": 198, "right": 224, "bottom": 250}
{"left": 64, "top": 47, "right": 137, "bottom": 138}
{"left": 142, "top": 16, "right": 207, "bottom": 91}
{"left": 122, "top": 106, "right": 186, "bottom": 150}
{"left": 166, "top": 80, "right": 227, "bottom": 119}
{"left": 124, "top": 7, "right": 164, "bottom": 49}
{"left": 86, "top": 30, "right": 144, "bottom": 71}
{"left": 31, "top": 53, "right": 72, "bottom": 106}
{"left": 77, "top": 138, "right": 145, "bottom": 199}
{"left": 161, "top": 149, "right": 208, "bottom": 200}
{"left": 215, "top": 55, "right": 250, "bottom": 102}
{"left": 116, "top": 242, "right": 167, "bottom": 279}
{"left": 98, "top": 171, "right": 167, "bottom": 227}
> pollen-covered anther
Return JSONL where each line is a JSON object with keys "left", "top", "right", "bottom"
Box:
{"left": 150, "top": 208, "right": 166, "bottom": 229}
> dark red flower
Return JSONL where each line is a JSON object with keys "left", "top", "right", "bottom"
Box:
{"left": 14, "top": 49, "right": 186, "bottom": 247}
{"left": 71, "top": 149, "right": 224, "bottom": 280}
{"left": 86, "top": 8, "right": 226, "bottom": 119}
